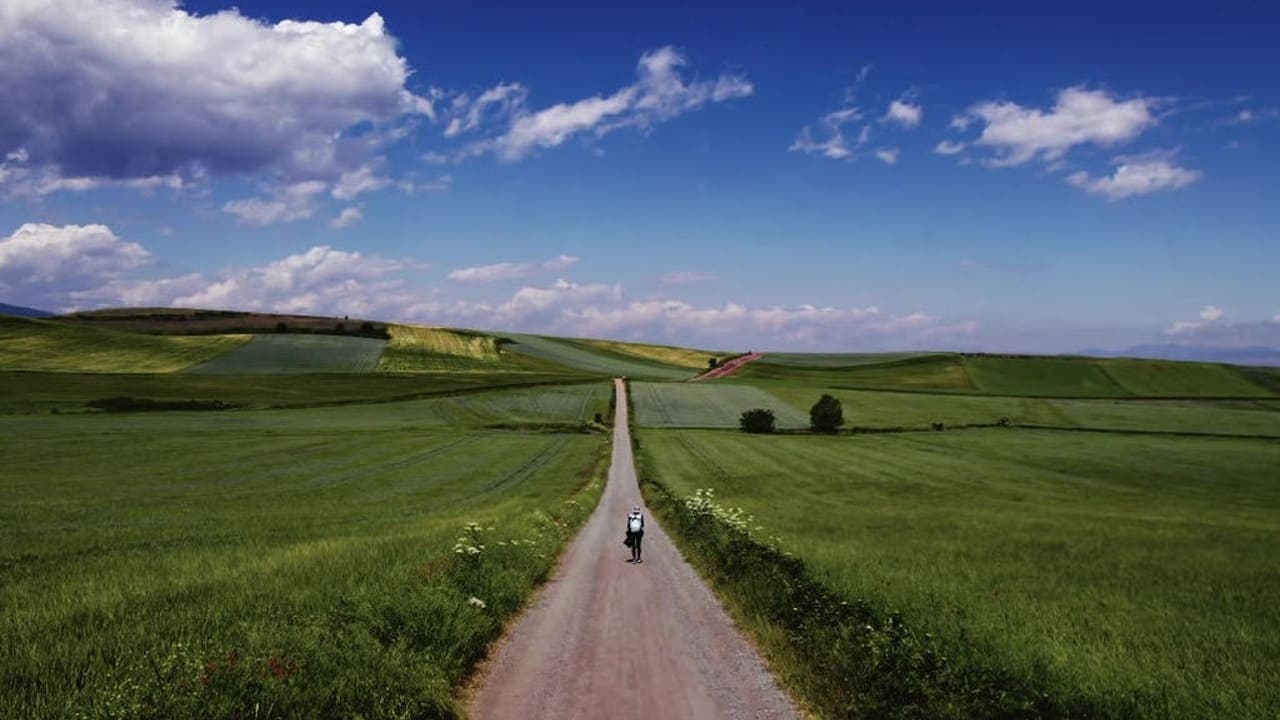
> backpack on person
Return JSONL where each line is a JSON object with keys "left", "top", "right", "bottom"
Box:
{"left": 628, "top": 513, "right": 643, "bottom": 533}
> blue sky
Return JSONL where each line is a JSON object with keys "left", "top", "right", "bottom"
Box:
{"left": 1, "top": 0, "right": 1278, "bottom": 352}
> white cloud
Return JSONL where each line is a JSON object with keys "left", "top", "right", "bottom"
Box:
{"left": 332, "top": 165, "right": 391, "bottom": 201}
{"left": 444, "top": 82, "right": 529, "bottom": 138}
{"left": 1161, "top": 307, "right": 1280, "bottom": 348}
{"left": 659, "top": 271, "right": 717, "bottom": 285}
{"left": 934, "top": 140, "right": 966, "bottom": 155}
{"left": 9, "top": 228, "right": 979, "bottom": 350}
{"left": 1066, "top": 151, "right": 1202, "bottom": 200}
{"left": 405, "top": 281, "right": 978, "bottom": 350}
{"left": 223, "top": 181, "right": 329, "bottom": 226}
{"left": 437, "top": 47, "right": 752, "bottom": 162}
{"left": 884, "top": 99, "right": 922, "bottom": 128}
{"left": 329, "top": 207, "right": 364, "bottom": 230}
{"left": 958, "top": 87, "right": 1157, "bottom": 166}
{"left": 875, "top": 147, "right": 900, "bottom": 165}
{"left": 0, "top": 0, "right": 431, "bottom": 193}
{"left": 76, "top": 245, "right": 415, "bottom": 318}
{"left": 542, "top": 254, "right": 580, "bottom": 271}
{"left": 447, "top": 255, "right": 581, "bottom": 282}
{"left": 1166, "top": 305, "right": 1225, "bottom": 336}
{"left": 790, "top": 107, "right": 868, "bottom": 161}
{"left": 0, "top": 223, "right": 151, "bottom": 309}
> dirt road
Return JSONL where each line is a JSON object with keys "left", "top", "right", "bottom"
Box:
{"left": 695, "top": 352, "right": 763, "bottom": 380}
{"left": 468, "top": 379, "right": 797, "bottom": 720}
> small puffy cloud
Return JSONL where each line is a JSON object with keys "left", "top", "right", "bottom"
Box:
{"left": 1166, "top": 305, "right": 1225, "bottom": 336}
{"left": 934, "top": 139, "right": 966, "bottom": 155}
{"left": 1066, "top": 151, "right": 1201, "bottom": 200}
{"left": 484, "top": 46, "right": 753, "bottom": 161}
{"left": 875, "top": 147, "right": 900, "bottom": 165}
{"left": 957, "top": 86, "right": 1157, "bottom": 166}
{"left": 0, "top": 223, "right": 150, "bottom": 309}
{"left": 0, "top": 0, "right": 431, "bottom": 194}
{"left": 1162, "top": 306, "right": 1280, "bottom": 348}
{"left": 883, "top": 99, "right": 922, "bottom": 128}
{"left": 447, "top": 255, "right": 581, "bottom": 282}
{"left": 329, "top": 207, "right": 364, "bottom": 230}
{"left": 543, "top": 254, "right": 580, "bottom": 271}
{"left": 223, "top": 181, "right": 329, "bottom": 226}
{"left": 659, "top": 271, "right": 717, "bottom": 285}
{"left": 791, "top": 107, "right": 868, "bottom": 161}
{"left": 332, "top": 165, "right": 391, "bottom": 201}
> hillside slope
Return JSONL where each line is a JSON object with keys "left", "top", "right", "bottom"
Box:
{"left": 0, "top": 316, "right": 248, "bottom": 373}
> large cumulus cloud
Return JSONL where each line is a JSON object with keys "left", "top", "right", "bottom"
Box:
{"left": 0, "top": 0, "right": 431, "bottom": 193}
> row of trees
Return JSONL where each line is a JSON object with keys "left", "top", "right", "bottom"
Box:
{"left": 740, "top": 394, "right": 843, "bottom": 434}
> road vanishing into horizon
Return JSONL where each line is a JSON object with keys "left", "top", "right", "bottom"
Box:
{"left": 468, "top": 378, "right": 797, "bottom": 720}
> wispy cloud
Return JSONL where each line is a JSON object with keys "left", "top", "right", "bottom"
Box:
{"left": 223, "top": 181, "right": 329, "bottom": 226}
{"left": 1066, "top": 150, "right": 1202, "bottom": 200}
{"left": 436, "top": 47, "right": 753, "bottom": 162}
{"left": 659, "top": 271, "right": 718, "bottom": 285}
{"left": 883, "top": 98, "right": 922, "bottom": 128}
{"left": 791, "top": 108, "right": 868, "bottom": 161}
{"left": 329, "top": 207, "right": 364, "bottom": 230}
{"left": 447, "top": 254, "right": 581, "bottom": 282}
{"left": 874, "top": 147, "right": 900, "bottom": 165}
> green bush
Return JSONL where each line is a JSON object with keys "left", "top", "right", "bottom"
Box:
{"left": 739, "top": 408, "right": 776, "bottom": 434}
{"left": 809, "top": 394, "right": 844, "bottom": 433}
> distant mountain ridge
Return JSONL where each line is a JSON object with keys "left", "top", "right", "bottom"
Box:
{"left": 0, "top": 302, "right": 53, "bottom": 318}
{"left": 1080, "top": 344, "right": 1280, "bottom": 367}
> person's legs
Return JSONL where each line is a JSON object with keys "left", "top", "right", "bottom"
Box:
{"left": 634, "top": 532, "right": 643, "bottom": 563}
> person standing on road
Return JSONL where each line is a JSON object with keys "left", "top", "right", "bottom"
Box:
{"left": 626, "top": 506, "right": 645, "bottom": 563}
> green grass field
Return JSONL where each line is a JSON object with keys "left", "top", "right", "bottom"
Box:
{"left": 759, "top": 351, "right": 931, "bottom": 367}
{"left": 740, "top": 353, "right": 974, "bottom": 390}
{"left": 739, "top": 352, "right": 1277, "bottom": 399}
{"left": 0, "top": 316, "right": 248, "bottom": 373}
{"left": 0, "top": 381, "right": 613, "bottom": 719}
{"left": 638, "top": 427, "right": 1280, "bottom": 718}
{"left": 185, "top": 334, "right": 388, "bottom": 374}
{"left": 501, "top": 333, "right": 698, "bottom": 380}
{"left": 744, "top": 382, "right": 1280, "bottom": 437}
{"left": 631, "top": 381, "right": 809, "bottom": 428}
{"left": 0, "top": 370, "right": 598, "bottom": 414}
{"left": 576, "top": 338, "right": 727, "bottom": 369}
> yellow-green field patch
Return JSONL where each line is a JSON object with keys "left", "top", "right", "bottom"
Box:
{"left": 0, "top": 316, "right": 248, "bottom": 373}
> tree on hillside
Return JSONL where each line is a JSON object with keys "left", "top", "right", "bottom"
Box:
{"left": 809, "top": 394, "right": 844, "bottom": 433}
{"left": 708, "top": 357, "right": 719, "bottom": 369}
{"left": 739, "top": 408, "right": 776, "bottom": 434}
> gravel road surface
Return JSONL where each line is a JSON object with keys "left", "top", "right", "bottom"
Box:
{"left": 469, "top": 378, "right": 797, "bottom": 720}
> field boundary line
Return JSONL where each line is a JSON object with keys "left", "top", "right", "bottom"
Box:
{"left": 826, "top": 385, "right": 1280, "bottom": 401}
